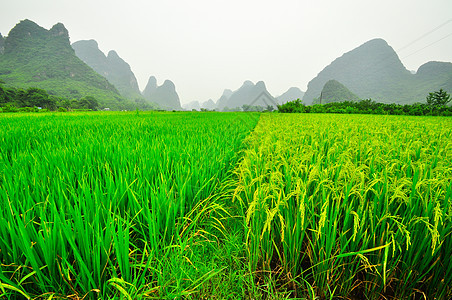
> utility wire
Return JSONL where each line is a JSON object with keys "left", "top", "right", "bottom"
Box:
{"left": 402, "top": 31, "right": 452, "bottom": 59}
{"left": 397, "top": 18, "right": 452, "bottom": 53}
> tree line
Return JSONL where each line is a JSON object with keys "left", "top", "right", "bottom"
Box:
{"left": 0, "top": 81, "right": 99, "bottom": 112}
{"left": 277, "top": 89, "right": 452, "bottom": 116}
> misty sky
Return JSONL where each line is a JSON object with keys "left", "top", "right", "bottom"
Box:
{"left": 1, "top": 0, "right": 452, "bottom": 104}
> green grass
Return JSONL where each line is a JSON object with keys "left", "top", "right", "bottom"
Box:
{"left": 232, "top": 113, "right": 452, "bottom": 299}
{"left": 0, "top": 111, "right": 259, "bottom": 299}
{"left": 1, "top": 111, "right": 451, "bottom": 299}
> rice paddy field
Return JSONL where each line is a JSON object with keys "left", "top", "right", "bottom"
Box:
{"left": 1, "top": 111, "right": 451, "bottom": 299}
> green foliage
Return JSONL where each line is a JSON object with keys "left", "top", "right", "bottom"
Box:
{"left": 426, "top": 88, "right": 451, "bottom": 106}
{"left": 1, "top": 104, "right": 18, "bottom": 112}
{"left": 0, "top": 82, "right": 100, "bottom": 112}
{"left": 72, "top": 95, "right": 98, "bottom": 110}
{"left": 277, "top": 98, "right": 305, "bottom": 113}
{"left": 278, "top": 98, "right": 452, "bottom": 116}
{"left": 265, "top": 105, "right": 274, "bottom": 112}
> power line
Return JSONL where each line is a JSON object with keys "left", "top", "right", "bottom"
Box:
{"left": 356, "top": 18, "right": 452, "bottom": 72}
{"left": 397, "top": 18, "right": 452, "bottom": 53}
{"left": 402, "top": 31, "right": 452, "bottom": 59}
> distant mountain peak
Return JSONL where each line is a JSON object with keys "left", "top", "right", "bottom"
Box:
{"left": 416, "top": 61, "right": 452, "bottom": 77}
{"left": 276, "top": 87, "right": 305, "bottom": 104}
{"left": 143, "top": 76, "right": 158, "bottom": 97}
{"left": 243, "top": 80, "right": 254, "bottom": 87}
{"left": 362, "top": 38, "right": 388, "bottom": 46}
{"left": 317, "top": 79, "right": 359, "bottom": 104}
{"left": 222, "top": 89, "right": 233, "bottom": 98}
{"left": 303, "top": 38, "right": 411, "bottom": 104}
{"left": 17, "top": 19, "right": 37, "bottom": 25}
{"left": 217, "top": 80, "right": 276, "bottom": 110}
{"left": 4, "top": 19, "right": 48, "bottom": 53}
{"left": 287, "top": 87, "right": 302, "bottom": 93}
{"left": 162, "top": 79, "right": 175, "bottom": 89}
{"left": 82, "top": 39, "right": 98, "bottom": 48}
{"left": 8, "top": 19, "right": 47, "bottom": 37}
{"left": 49, "top": 23, "right": 69, "bottom": 38}
{"left": 72, "top": 39, "right": 142, "bottom": 99}
{"left": 256, "top": 81, "right": 266, "bottom": 89}
{"left": 303, "top": 38, "right": 451, "bottom": 105}
{"left": 142, "top": 76, "right": 182, "bottom": 110}
{"left": 202, "top": 99, "right": 216, "bottom": 110}
{"left": 107, "top": 50, "right": 120, "bottom": 59}
{"left": 148, "top": 75, "right": 157, "bottom": 83}
{"left": 13, "top": 19, "right": 41, "bottom": 31}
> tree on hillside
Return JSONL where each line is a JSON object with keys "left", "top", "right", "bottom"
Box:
{"left": 0, "top": 82, "right": 6, "bottom": 104}
{"left": 74, "top": 96, "right": 99, "bottom": 110}
{"left": 426, "top": 89, "right": 451, "bottom": 106}
{"left": 25, "top": 87, "right": 56, "bottom": 109}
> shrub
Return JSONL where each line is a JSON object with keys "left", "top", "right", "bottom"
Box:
{"left": 426, "top": 89, "right": 451, "bottom": 106}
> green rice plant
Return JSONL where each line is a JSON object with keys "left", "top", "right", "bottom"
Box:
{"left": 0, "top": 111, "right": 258, "bottom": 298}
{"left": 233, "top": 113, "right": 452, "bottom": 299}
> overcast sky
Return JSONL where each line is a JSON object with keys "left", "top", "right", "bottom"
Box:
{"left": 2, "top": 0, "right": 452, "bottom": 104}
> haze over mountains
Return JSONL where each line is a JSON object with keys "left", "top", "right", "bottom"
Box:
{"left": 0, "top": 19, "right": 451, "bottom": 111}
{"left": 303, "top": 38, "right": 452, "bottom": 105}
{"left": 72, "top": 40, "right": 182, "bottom": 110}
{"left": 183, "top": 83, "right": 302, "bottom": 111}
{"left": 217, "top": 81, "right": 276, "bottom": 110}
{"left": 72, "top": 40, "right": 142, "bottom": 100}
{"left": 276, "top": 87, "right": 305, "bottom": 104}
{"left": 0, "top": 19, "right": 183, "bottom": 110}
{"left": 0, "top": 20, "right": 305, "bottom": 111}
{"left": 142, "top": 76, "right": 182, "bottom": 110}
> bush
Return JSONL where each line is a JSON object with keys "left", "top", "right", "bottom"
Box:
{"left": 72, "top": 108, "right": 93, "bottom": 112}
{"left": 18, "top": 106, "right": 39, "bottom": 112}
{"left": 2, "top": 104, "right": 19, "bottom": 113}
{"left": 278, "top": 98, "right": 452, "bottom": 117}
{"left": 277, "top": 99, "right": 305, "bottom": 113}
